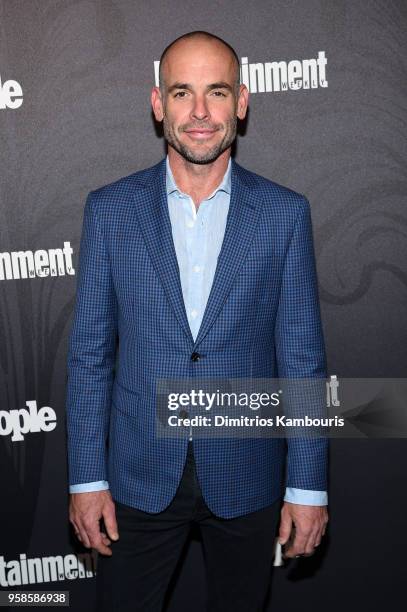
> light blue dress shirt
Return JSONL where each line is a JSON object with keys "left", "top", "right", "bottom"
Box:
{"left": 70, "top": 155, "right": 327, "bottom": 506}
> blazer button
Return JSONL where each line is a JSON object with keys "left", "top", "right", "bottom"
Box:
{"left": 191, "top": 352, "right": 201, "bottom": 362}
{"left": 179, "top": 410, "right": 189, "bottom": 419}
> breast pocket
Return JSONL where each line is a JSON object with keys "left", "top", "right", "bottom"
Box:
{"left": 234, "top": 253, "right": 280, "bottom": 306}
{"left": 238, "top": 253, "right": 274, "bottom": 277}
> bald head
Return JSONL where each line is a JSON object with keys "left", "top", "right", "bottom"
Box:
{"left": 151, "top": 30, "right": 248, "bottom": 165}
{"left": 159, "top": 31, "right": 240, "bottom": 95}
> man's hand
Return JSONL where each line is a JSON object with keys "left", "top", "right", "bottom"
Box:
{"left": 69, "top": 490, "right": 119, "bottom": 556}
{"left": 278, "top": 501, "right": 328, "bottom": 558}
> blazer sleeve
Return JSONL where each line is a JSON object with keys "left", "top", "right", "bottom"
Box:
{"left": 274, "top": 196, "right": 329, "bottom": 492}
{"left": 65, "top": 191, "right": 118, "bottom": 486}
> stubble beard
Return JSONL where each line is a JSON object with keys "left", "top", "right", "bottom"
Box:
{"left": 162, "top": 113, "right": 237, "bottom": 165}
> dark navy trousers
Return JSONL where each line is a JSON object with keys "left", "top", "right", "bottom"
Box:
{"left": 96, "top": 442, "right": 281, "bottom": 612}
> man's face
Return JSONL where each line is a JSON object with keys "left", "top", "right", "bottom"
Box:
{"left": 152, "top": 39, "right": 248, "bottom": 164}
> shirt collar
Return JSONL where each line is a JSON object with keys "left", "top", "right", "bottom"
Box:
{"left": 165, "top": 155, "right": 232, "bottom": 199}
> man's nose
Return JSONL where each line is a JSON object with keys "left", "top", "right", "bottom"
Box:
{"left": 191, "top": 95, "right": 209, "bottom": 120}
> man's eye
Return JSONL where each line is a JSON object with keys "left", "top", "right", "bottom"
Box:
{"left": 173, "top": 91, "right": 226, "bottom": 98}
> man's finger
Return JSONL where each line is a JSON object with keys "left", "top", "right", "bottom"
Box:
{"left": 100, "top": 532, "right": 112, "bottom": 545}
{"left": 303, "top": 514, "right": 328, "bottom": 554}
{"left": 91, "top": 540, "right": 113, "bottom": 556}
{"left": 102, "top": 505, "right": 119, "bottom": 541}
{"left": 77, "top": 525, "right": 91, "bottom": 549}
{"left": 70, "top": 520, "right": 82, "bottom": 542}
{"left": 284, "top": 527, "right": 308, "bottom": 558}
{"left": 87, "top": 526, "right": 113, "bottom": 556}
{"left": 278, "top": 513, "right": 293, "bottom": 545}
{"left": 303, "top": 525, "right": 321, "bottom": 555}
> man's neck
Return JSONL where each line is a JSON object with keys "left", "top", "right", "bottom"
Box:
{"left": 167, "top": 147, "right": 230, "bottom": 207}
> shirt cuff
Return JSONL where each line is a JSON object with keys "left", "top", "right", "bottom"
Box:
{"left": 69, "top": 480, "right": 109, "bottom": 493}
{"left": 284, "top": 487, "right": 328, "bottom": 506}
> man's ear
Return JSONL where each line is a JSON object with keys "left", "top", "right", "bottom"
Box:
{"left": 237, "top": 84, "right": 249, "bottom": 120}
{"left": 151, "top": 86, "right": 164, "bottom": 122}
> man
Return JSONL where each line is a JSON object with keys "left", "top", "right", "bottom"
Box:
{"left": 66, "top": 30, "right": 328, "bottom": 611}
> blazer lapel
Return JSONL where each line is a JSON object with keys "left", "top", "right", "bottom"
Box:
{"left": 193, "top": 159, "right": 262, "bottom": 347}
{"left": 133, "top": 158, "right": 263, "bottom": 349}
{"left": 133, "top": 159, "right": 195, "bottom": 345}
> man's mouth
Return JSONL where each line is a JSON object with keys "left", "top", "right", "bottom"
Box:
{"left": 184, "top": 128, "right": 217, "bottom": 140}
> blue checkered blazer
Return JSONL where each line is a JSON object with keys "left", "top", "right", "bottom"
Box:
{"left": 66, "top": 157, "right": 328, "bottom": 519}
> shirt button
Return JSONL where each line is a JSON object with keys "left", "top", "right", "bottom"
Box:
{"left": 193, "top": 265, "right": 201, "bottom": 273}
{"left": 190, "top": 309, "right": 198, "bottom": 319}
{"left": 186, "top": 220, "right": 194, "bottom": 228}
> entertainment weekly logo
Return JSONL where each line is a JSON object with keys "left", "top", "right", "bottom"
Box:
{"left": 153, "top": 51, "right": 328, "bottom": 93}
{"left": 0, "top": 73, "right": 23, "bottom": 109}
{"left": 0, "top": 242, "right": 75, "bottom": 281}
{"left": 0, "top": 400, "right": 57, "bottom": 442}
{"left": 0, "top": 552, "right": 97, "bottom": 586}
